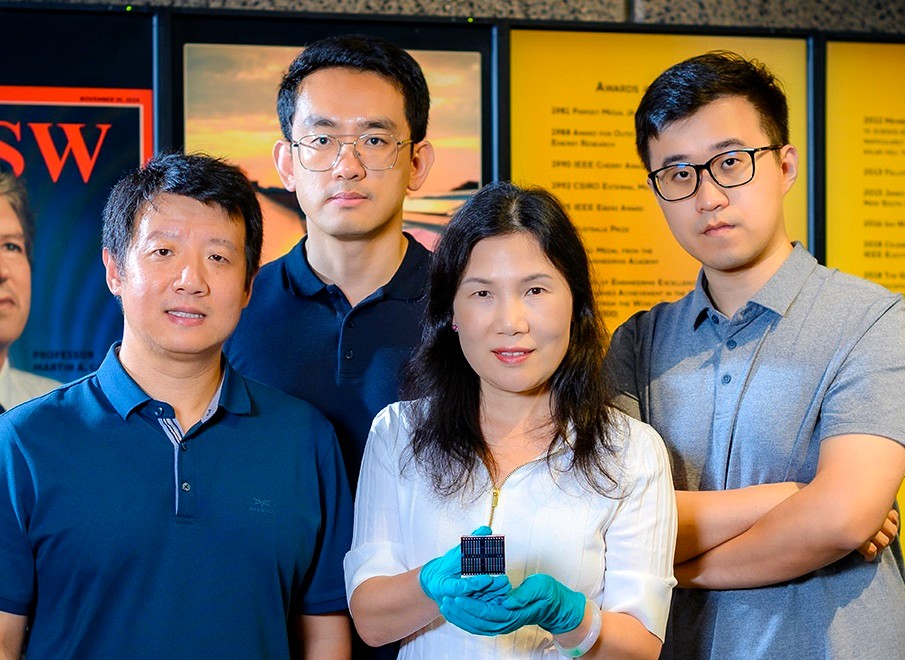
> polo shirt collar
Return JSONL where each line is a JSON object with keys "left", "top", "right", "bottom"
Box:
{"left": 218, "top": 356, "right": 252, "bottom": 415}
{"left": 96, "top": 344, "right": 151, "bottom": 418}
{"left": 284, "top": 236, "right": 327, "bottom": 298}
{"left": 747, "top": 242, "right": 816, "bottom": 317}
{"left": 690, "top": 271, "right": 715, "bottom": 330}
{"left": 97, "top": 343, "right": 252, "bottom": 420}
{"left": 286, "top": 233, "right": 428, "bottom": 301}
{"left": 691, "top": 242, "right": 815, "bottom": 329}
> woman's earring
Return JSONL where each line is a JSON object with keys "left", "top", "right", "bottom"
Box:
{"left": 451, "top": 321, "right": 459, "bottom": 333}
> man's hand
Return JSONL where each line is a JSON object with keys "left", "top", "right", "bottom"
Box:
{"left": 857, "top": 508, "right": 899, "bottom": 562}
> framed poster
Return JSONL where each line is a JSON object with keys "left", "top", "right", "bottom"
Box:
{"left": 167, "top": 12, "right": 494, "bottom": 263}
{"left": 509, "top": 29, "right": 810, "bottom": 326}
{"left": 825, "top": 40, "right": 905, "bottom": 294}
{"left": 0, "top": 8, "right": 154, "bottom": 383}
{"left": 824, "top": 38, "right": 905, "bottom": 512}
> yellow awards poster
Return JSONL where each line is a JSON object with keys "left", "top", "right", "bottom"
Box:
{"left": 510, "top": 31, "right": 808, "bottom": 327}
{"left": 825, "top": 42, "right": 905, "bottom": 512}
{"left": 826, "top": 42, "right": 905, "bottom": 293}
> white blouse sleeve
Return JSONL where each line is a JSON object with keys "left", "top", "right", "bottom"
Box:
{"left": 600, "top": 415, "right": 677, "bottom": 641}
{"left": 343, "top": 402, "right": 411, "bottom": 604}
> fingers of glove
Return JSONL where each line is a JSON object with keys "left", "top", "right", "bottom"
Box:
{"left": 422, "top": 528, "right": 496, "bottom": 601}
{"left": 480, "top": 574, "right": 513, "bottom": 599}
{"left": 450, "top": 574, "right": 512, "bottom": 599}
{"left": 420, "top": 537, "right": 467, "bottom": 601}
{"left": 451, "top": 595, "right": 525, "bottom": 624}
{"left": 502, "top": 573, "right": 558, "bottom": 608}
{"left": 441, "top": 606, "right": 503, "bottom": 636}
{"left": 440, "top": 596, "right": 525, "bottom": 635}
{"left": 440, "top": 597, "right": 506, "bottom": 635}
{"left": 440, "top": 575, "right": 491, "bottom": 598}
{"left": 500, "top": 574, "right": 586, "bottom": 635}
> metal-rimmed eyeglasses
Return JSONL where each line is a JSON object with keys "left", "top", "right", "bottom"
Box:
{"left": 290, "top": 133, "right": 414, "bottom": 172}
{"left": 647, "top": 145, "right": 784, "bottom": 202}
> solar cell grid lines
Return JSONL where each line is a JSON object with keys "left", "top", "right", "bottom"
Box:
{"left": 460, "top": 534, "right": 506, "bottom": 576}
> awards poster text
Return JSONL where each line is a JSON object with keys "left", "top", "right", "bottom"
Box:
{"left": 826, "top": 42, "right": 905, "bottom": 295}
{"left": 511, "top": 31, "right": 808, "bottom": 327}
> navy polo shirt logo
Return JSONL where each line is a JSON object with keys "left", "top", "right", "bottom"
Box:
{"left": 249, "top": 497, "right": 275, "bottom": 514}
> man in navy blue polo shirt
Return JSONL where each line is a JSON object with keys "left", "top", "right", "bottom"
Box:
{"left": 224, "top": 35, "right": 435, "bottom": 491}
{"left": 0, "top": 153, "right": 353, "bottom": 658}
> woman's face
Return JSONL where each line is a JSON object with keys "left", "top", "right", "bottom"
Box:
{"left": 452, "top": 232, "right": 573, "bottom": 402}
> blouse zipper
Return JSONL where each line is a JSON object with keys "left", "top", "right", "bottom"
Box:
{"left": 486, "top": 449, "right": 563, "bottom": 527}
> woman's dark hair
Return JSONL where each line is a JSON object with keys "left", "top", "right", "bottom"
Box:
{"left": 402, "top": 180, "right": 618, "bottom": 496}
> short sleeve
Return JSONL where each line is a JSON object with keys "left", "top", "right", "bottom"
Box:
{"left": 297, "top": 415, "right": 354, "bottom": 615}
{"left": 818, "top": 295, "right": 905, "bottom": 447}
{"left": 0, "top": 423, "right": 36, "bottom": 615}
{"left": 605, "top": 313, "right": 645, "bottom": 419}
{"left": 343, "top": 403, "right": 410, "bottom": 602}
{"left": 600, "top": 416, "right": 677, "bottom": 640}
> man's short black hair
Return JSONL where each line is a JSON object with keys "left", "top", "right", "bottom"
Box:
{"left": 102, "top": 152, "right": 263, "bottom": 289}
{"left": 635, "top": 50, "right": 790, "bottom": 170}
{"left": 277, "top": 34, "right": 430, "bottom": 144}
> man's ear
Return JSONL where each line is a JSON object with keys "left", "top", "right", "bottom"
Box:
{"left": 779, "top": 144, "right": 799, "bottom": 195}
{"left": 102, "top": 248, "right": 123, "bottom": 296}
{"left": 407, "top": 141, "right": 435, "bottom": 193}
{"left": 243, "top": 273, "right": 255, "bottom": 309}
{"left": 273, "top": 139, "right": 297, "bottom": 192}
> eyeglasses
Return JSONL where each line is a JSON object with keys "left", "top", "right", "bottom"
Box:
{"left": 290, "top": 133, "right": 414, "bottom": 172}
{"left": 647, "top": 145, "right": 783, "bottom": 202}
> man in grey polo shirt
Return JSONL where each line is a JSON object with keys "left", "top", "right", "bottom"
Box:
{"left": 606, "top": 51, "right": 905, "bottom": 657}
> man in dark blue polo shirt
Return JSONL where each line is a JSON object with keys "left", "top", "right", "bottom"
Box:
{"left": 224, "top": 35, "right": 435, "bottom": 491}
{"left": 0, "top": 153, "right": 353, "bottom": 658}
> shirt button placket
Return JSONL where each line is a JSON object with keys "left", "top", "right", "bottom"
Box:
{"left": 339, "top": 311, "right": 357, "bottom": 375}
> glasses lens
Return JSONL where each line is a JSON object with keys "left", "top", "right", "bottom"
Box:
{"left": 295, "top": 134, "right": 400, "bottom": 171}
{"left": 710, "top": 150, "right": 755, "bottom": 188}
{"left": 655, "top": 164, "right": 698, "bottom": 201}
{"left": 296, "top": 135, "right": 339, "bottom": 171}
{"left": 355, "top": 134, "right": 399, "bottom": 170}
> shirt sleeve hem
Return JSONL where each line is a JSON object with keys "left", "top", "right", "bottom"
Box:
{"left": 599, "top": 570, "right": 676, "bottom": 642}
{"left": 0, "top": 597, "right": 30, "bottom": 616}
{"left": 343, "top": 542, "right": 408, "bottom": 604}
{"left": 300, "top": 594, "right": 350, "bottom": 616}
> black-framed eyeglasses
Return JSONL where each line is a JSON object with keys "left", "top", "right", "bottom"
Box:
{"left": 290, "top": 133, "right": 414, "bottom": 172}
{"left": 647, "top": 145, "right": 784, "bottom": 202}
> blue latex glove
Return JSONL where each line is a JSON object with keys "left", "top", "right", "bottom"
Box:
{"left": 501, "top": 573, "right": 586, "bottom": 634}
{"left": 419, "top": 526, "right": 511, "bottom": 606}
{"left": 439, "top": 595, "right": 524, "bottom": 636}
{"left": 440, "top": 573, "right": 586, "bottom": 636}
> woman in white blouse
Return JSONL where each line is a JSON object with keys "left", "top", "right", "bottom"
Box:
{"left": 344, "top": 181, "right": 677, "bottom": 658}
